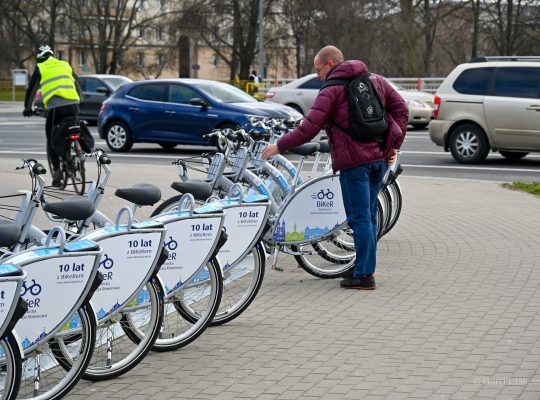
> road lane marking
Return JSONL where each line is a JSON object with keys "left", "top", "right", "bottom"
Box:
{"left": 0, "top": 149, "right": 539, "bottom": 173}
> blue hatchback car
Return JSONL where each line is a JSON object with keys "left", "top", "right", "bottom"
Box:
{"left": 98, "top": 78, "right": 303, "bottom": 151}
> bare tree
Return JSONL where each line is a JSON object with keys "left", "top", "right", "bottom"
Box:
{"left": 483, "top": 0, "right": 527, "bottom": 55}
{"left": 66, "top": 0, "right": 174, "bottom": 74}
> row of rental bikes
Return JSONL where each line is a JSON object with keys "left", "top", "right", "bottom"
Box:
{"left": 0, "top": 118, "right": 403, "bottom": 399}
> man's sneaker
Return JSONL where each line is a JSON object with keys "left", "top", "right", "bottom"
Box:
{"left": 51, "top": 169, "right": 63, "bottom": 187}
{"left": 340, "top": 274, "right": 376, "bottom": 290}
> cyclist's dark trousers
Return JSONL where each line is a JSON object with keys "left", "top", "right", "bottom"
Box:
{"left": 45, "top": 104, "right": 79, "bottom": 170}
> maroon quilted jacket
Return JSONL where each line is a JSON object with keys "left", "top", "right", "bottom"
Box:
{"left": 276, "top": 60, "right": 409, "bottom": 172}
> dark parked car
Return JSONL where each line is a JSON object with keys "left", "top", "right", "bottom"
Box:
{"left": 34, "top": 74, "right": 132, "bottom": 122}
{"left": 98, "top": 79, "right": 303, "bottom": 152}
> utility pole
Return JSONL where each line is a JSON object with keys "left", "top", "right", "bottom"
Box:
{"left": 258, "top": 0, "right": 265, "bottom": 79}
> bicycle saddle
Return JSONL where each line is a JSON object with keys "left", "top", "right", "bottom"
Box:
{"left": 43, "top": 195, "right": 95, "bottom": 221}
{"left": 288, "top": 142, "right": 320, "bottom": 157}
{"left": 318, "top": 140, "right": 330, "bottom": 153}
{"left": 170, "top": 180, "right": 213, "bottom": 201}
{"left": 0, "top": 220, "right": 21, "bottom": 247}
{"left": 115, "top": 183, "right": 162, "bottom": 206}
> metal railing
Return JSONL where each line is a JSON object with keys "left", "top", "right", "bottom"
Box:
{"left": 255, "top": 77, "right": 445, "bottom": 98}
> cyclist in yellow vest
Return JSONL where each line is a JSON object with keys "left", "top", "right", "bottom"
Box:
{"left": 23, "top": 45, "right": 82, "bottom": 186}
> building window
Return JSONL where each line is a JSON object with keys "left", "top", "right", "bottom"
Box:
{"left": 138, "top": 27, "right": 144, "bottom": 38}
{"left": 213, "top": 54, "right": 220, "bottom": 68}
{"left": 157, "top": 27, "right": 163, "bottom": 41}
{"left": 137, "top": 52, "right": 145, "bottom": 67}
{"left": 160, "top": 0, "right": 166, "bottom": 9}
{"left": 157, "top": 54, "right": 164, "bottom": 66}
{"left": 79, "top": 51, "right": 86, "bottom": 66}
{"left": 57, "top": 50, "right": 64, "bottom": 60}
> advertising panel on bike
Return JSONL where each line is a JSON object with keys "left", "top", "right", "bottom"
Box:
{"left": 151, "top": 214, "right": 224, "bottom": 296}
{"left": 7, "top": 251, "right": 100, "bottom": 352}
{"left": 215, "top": 203, "right": 269, "bottom": 269}
{"left": 270, "top": 174, "right": 347, "bottom": 245}
{"left": 80, "top": 229, "right": 165, "bottom": 321}
{"left": 0, "top": 267, "right": 24, "bottom": 334}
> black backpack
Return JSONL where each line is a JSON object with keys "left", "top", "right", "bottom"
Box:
{"left": 321, "top": 73, "right": 388, "bottom": 143}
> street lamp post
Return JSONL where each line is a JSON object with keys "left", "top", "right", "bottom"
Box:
{"left": 258, "top": 0, "right": 264, "bottom": 79}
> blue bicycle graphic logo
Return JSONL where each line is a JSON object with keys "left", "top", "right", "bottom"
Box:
{"left": 312, "top": 189, "right": 334, "bottom": 200}
{"left": 21, "top": 279, "right": 42, "bottom": 296}
{"left": 164, "top": 236, "right": 178, "bottom": 251}
{"left": 100, "top": 254, "right": 114, "bottom": 270}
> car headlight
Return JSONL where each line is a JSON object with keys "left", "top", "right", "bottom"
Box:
{"left": 407, "top": 99, "right": 428, "bottom": 108}
{"left": 244, "top": 114, "right": 267, "bottom": 124}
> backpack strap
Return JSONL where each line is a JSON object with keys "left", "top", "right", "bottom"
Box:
{"left": 319, "top": 78, "right": 353, "bottom": 135}
{"left": 320, "top": 78, "right": 350, "bottom": 91}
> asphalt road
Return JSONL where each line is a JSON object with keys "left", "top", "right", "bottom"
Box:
{"left": 0, "top": 115, "right": 539, "bottom": 182}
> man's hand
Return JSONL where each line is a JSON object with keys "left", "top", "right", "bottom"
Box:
{"left": 22, "top": 108, "right": 32, "bottom": 117}
{"left": 261, "top": 144, "right": 279, "bottom": 160}
{"left": 386, "top": 148, "right": 398, "bottom": 165}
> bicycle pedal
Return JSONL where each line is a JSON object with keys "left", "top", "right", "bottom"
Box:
{"left": 271, "top": 265, "right": 283, "bottom": 272}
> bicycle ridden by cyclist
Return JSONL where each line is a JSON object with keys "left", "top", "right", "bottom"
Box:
{"left": 23, "top": 45, "right": 82, "bottom": 186}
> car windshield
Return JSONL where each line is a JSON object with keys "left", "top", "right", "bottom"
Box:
{"left": 196, "top": 82, "right": 257, "bottom": 103}
{"left": 103, "top": 77, "right": 133, "bottom": 91}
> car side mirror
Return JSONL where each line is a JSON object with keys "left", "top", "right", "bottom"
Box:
{"left": 189, "top": 98, "right": 208, "bottom": 107}
{"left": 96, "top": 86, "right": 110, "bottom": 95}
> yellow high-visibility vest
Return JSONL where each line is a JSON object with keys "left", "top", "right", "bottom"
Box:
{"left": 37, "top": 57, "right": 80, "bottom": 108}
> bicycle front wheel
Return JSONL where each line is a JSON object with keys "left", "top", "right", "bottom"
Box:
{"left": 0, "top": 332, "right": 23, "bottom": 400}
{"left": 211, "top": 241, "right": 266, "bottom": 326}
{"left": 152, "top": 258, "right": 223, "bottom": 352}
{"left": 85, "top": 279, "right": 163, "bottom": 381}
{"left": 18, "top": 302, "right": 96, "bottom": 400}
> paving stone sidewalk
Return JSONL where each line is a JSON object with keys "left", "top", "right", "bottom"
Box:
{"left": 50, "top": 174, "right": 540, "bottom": 400}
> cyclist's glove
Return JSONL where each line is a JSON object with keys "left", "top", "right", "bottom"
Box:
{"left": 23, "top": 108, "right": 32, "bottom": 117}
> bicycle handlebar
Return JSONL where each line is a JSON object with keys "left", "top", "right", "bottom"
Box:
{"left": 16, "top": 159, "right": 47, "bottom": 176}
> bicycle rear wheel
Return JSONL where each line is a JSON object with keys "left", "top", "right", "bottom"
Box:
{"left": 67, "top": 141, "right": 86, "bottom": 195}
{"left": 0, "top": 332, "right": 23, "bottom": 400}
{"left": 18, "top": 302, "right": 96, "bottom": 400}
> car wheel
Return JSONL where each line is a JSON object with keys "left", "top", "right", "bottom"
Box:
{"left": 449, "top": 124, "right": 489, "bottom": 164}
{"left": 159, "top": 142, "right": 178, "bottom": 150}
{"left": 412, "top": 123, "right": 429, "bottom": 129}
{"left": 499, "top": 151, "right": 528, "bottom": 161}
{"left": 106, "top": 121, "right": 133, "bottom": 152}
{"left": 215, "top": 123, "right": 236, "bottom": 152}
{"left": 287, "top": 104, "right": 304, "bottom": 116}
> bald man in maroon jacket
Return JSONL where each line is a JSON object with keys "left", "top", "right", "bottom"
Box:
{"left": 262, "top": 45, "right": 408, "bottom": 290}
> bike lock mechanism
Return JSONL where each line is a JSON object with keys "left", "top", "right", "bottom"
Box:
{"left": 115, "top": 206, "right": 134, "bottom": 230}
{"left": 44, "top": 226, "right": 67, "bottom": 253}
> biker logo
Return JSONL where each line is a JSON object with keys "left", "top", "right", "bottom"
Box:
{"left": 164, "top": 236, "right": 178, "bottom": 261}
{"left": 311, "top": 188, "right": 335, "bottom": 208}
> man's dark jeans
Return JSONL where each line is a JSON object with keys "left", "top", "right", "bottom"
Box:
{"left": 45, "top": 104, "right": 79, "bottom": 170}
{"left": 339, "top": 160, "right": 388, "bottom": 277}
